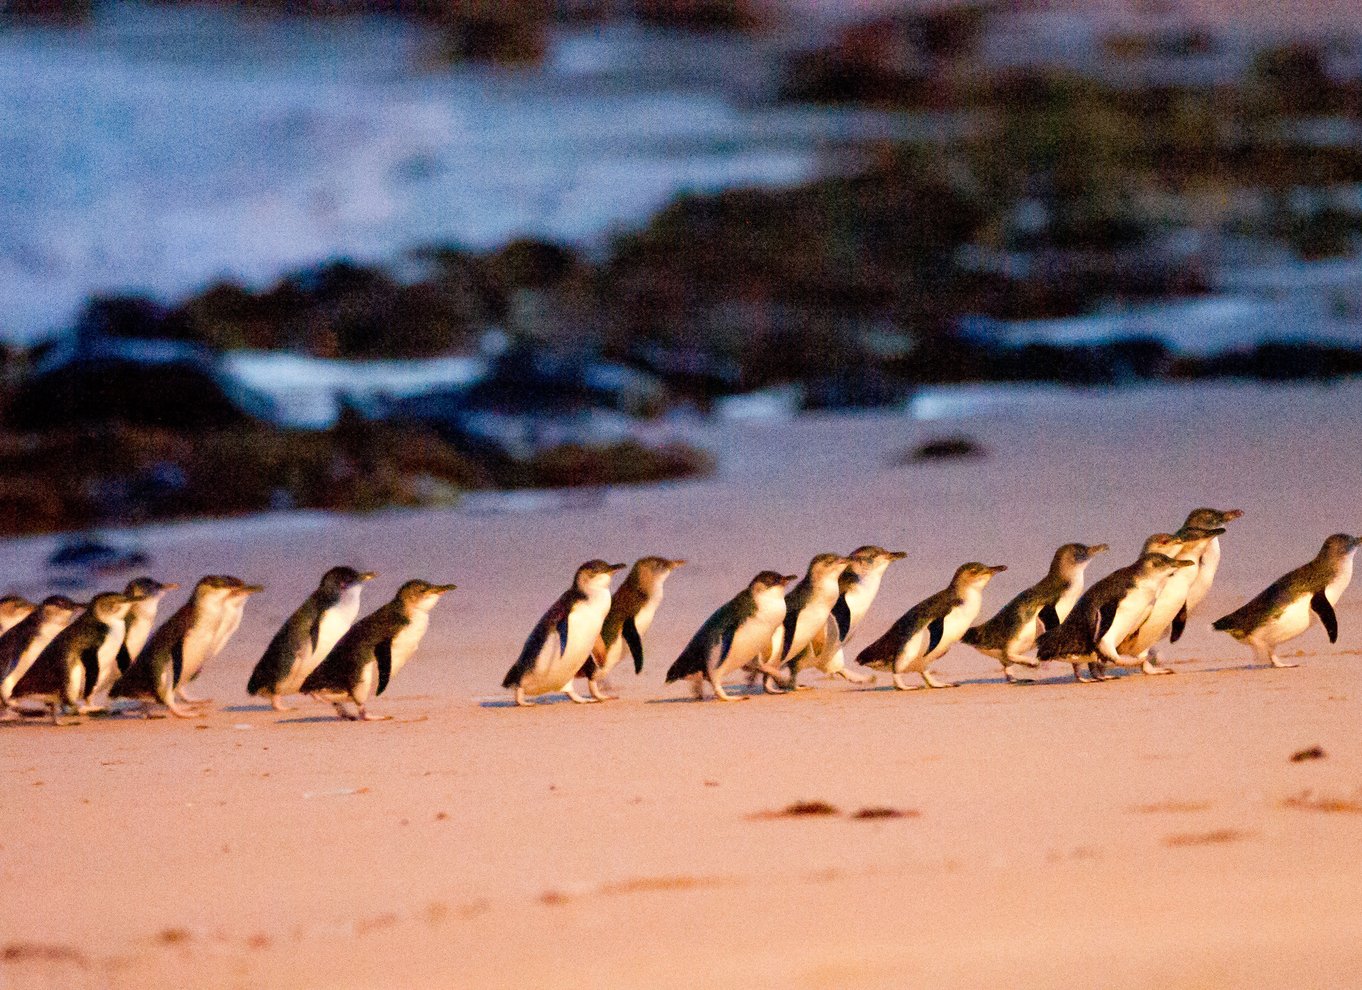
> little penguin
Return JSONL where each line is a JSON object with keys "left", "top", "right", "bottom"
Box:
{"left": 1212, "top": 533, "right": 1361, "bottom": 668}
{"left": 301, "top": 580, "right": 456, "bottom": 721}
{"left": 767, "top": 553, "right": 852, "bottom": 691}
{"left": 962, "top": 543, "right": 1108, "bottom": 681}
{"left": 503, "top": 560, "right": 626, "bottom": 706}
{"left": 0, "top": 596, "right": 85, "bottom": 715}
{"left": 12, "top": 592, "right": 141, "bottom": 723}
{"left": 113, "top": 577, "right": 179, "bottom": 681}
{"left": 1117, "top": 526, "right": 1226, "bottom": 668}
{"left": 803, "top": 546, "right": 907, "bottom": 683}
{"left": 1174, "top": 507, "right": 1244, "bottom": 641}
{"left": 0, "top": 596, "right": 35, "bottom": 635}
{"left": 179, "top": 576, "right": 263, "bottom": 703}
{"left": 110, "top": 576, "right": 257, "bottom": 717}
{"left": 246, "top": 566, "right": 377, "bottom": 710}
{"left": 857, "top": 562, "right": 1007, "bottom": 689}
{"left": 665, "top": 570, "right": 797, "bottom": 701}
{"left": 1035, "top": 550, "right": 1192, "bottom": 682}
{"left": 578, "top": 556, "right": 685, "bottom": 701}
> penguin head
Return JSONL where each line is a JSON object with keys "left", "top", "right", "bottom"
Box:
{"left": 807, "top": 553, "right": 853, "bottom": 585}
{"left": 225, "top": 579, "right": 266, "bottom": 600}
{"left": 0, "top": 595, "right": 35, "bottom": 617}
{"left": 1185, "top": 507, "right": 1243, "bottom": 529}
{"left": 1137, "top": 553, "right": 1193, "bottom": 578}
{"left": 1320, "top": 534, "right": 1362, "bottom": 560}
{"left": 89, "top": 592, "right": 139, "bottom": 623}
{"left": 123, "top": 577, "right": 179, "bottom": 601}
{"left": 396, "top": 580, "right": 457, "bottom": 613}
{"left": 575, "top": 560, "right": 627, "bottom": 592}
{"left": 1053, "top": 543, "right": 1107, "bottom": 574}
{"left": 1141, "top": 533, "right": 1183, "bottom": 558}
{"left": 320, "top": 567, "right": 377, "bottom": 596}
{"left": 631, "top": 557, "right": 685, "bottom": 592}
{"left": 846, "top": 546, "right": 908, "bottom": 579}
{"left": 36, "top": 595, "right": 84, "bottom": 624}
{"left": 953, "top": 562, "right": 1006, "bottom": 590}
{"left": 750, "top": 571, "right": 798, "bottom": 600}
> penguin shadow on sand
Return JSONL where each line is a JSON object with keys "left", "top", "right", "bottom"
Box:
{"left": 643, "top": 681, "right": 772, "bottom": 704}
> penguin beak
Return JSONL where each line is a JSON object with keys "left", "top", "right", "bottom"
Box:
{"left": 433, "top": 584, "right": 458, "bottom": 594}
{"left": 989, "top": 564, "right": 1008, "bottom": 574}
{"left": 160, "top": 582, "right": 180, "bottom": 591}
{"left": 1086, "top": 544, "right": 1109, "bottom": 557}
{"left": 608, "top": 563, "right": 628, "bottom": 573}
{"left": 781, "top": 574, "right": 799, "bottom": 585}
{"left": 887, "top": 550, "right": 908, "bottom": 560}
{"left": 1223, "top": 509, "right": 1244, "bottom": 521}
{"left": 238, "top": 584, "right": 265, "bottom": 596}
{"left": 670, "top": 559, "right": 687, "bottom": 569}
{"left": 359, "top": 571, "right": 378, "bottom": 582}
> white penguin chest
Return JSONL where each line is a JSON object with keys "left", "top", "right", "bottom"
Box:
{"left": 316, "top": 587, "right": 364, "bottom": 663}
{"left": 389, "top": 611, "right": 430, "bottom": 679}
{"left": 602, "top": 595, "right": 662, "bottom": 674}
{"left": 94, "top": 620, "right": 128, "bottom": 683}
{"left": 718, "top": 598, "right": 785, "bottom": 675}
{"left": 1259, "top": 596, "right": 1314, "bottom": 645}
{"left": 533, "top": 590, "right": 611, "bottom": 691}
{"left": 1326, "top": 555, "right": 1355, "bottom": 605}
{"left": 914, "top": 591, "right": 982, "bottom": 666}
{"left": 844, "top": 576, "right": 883, "bottom": 634}
{"left": 1103, "top": 586, "right": 1159, "bottom": 646}
{"left": 124, "top": 608, "right": 155, "bottom": 662}
{"left": 2, "top": 624, "right": 64, "bottom": 694}
{"left": 1055, "top": 579, "right": 1084, "bottom": 623}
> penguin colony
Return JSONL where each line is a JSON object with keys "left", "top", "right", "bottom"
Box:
{"left": 1, "top": 510, "right": 1358, "bottom": 722}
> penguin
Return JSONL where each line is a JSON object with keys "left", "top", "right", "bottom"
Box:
{"left": 1035, "top": 550, "right": 1192, "bottom": 682}
{"left": 0, "top": 596, "right": 85, "bottom": 715}
{"left": 802, "top": 546, "right": 907, "bottom": 683}
{"left": 857, "top": 562, "right": 1007, "bottom": 689}
{"left": 112, "top": 577, "right": 178, "bottom": 681}
{"left": 246, "top": 567, "right": 377, "bottom": 711}
{"left": 665, "top": 570, "right": 797, "bottom": 701}
{"left": 110, "top": 576, "right": 257, "bottom": 717}
{"left": 1212, "top": 533, "right": 1361, "bottom": 668}
{"left": 301, "top": 580, "right": 456, "bottom": 721}
{"left": 0, "top": 595, "right": 35, "bottom": 635}
{"left": 178, "top": 576, "right": 263, "bottom": 703}
{"left": 962, "top": 543, "right": 1108, "bottom": 682}
{"left": 503, "top": 560, "right": 627, "bottom": 706}
{"left": 577, "top": 557, "right": 685, "bottom": 701}
{"left": 1174, "top": 507, "right": 1244, "bottom": 642}
{"left": 1117, "top": 526, "right": 1227, "bottom": 668}
{"left": 768, "top": 553, "right": 852, "bottom": 691}
{"left": 11, "top": 592, "right": 140, "bottom": 723}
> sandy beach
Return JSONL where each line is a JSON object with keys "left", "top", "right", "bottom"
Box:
{"left": 3, "top": 381, "right": 1361, "bottom": 989}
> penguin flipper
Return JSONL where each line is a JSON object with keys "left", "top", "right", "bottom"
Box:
{"left": 622, "top": 616, "right": 644, "bottom": 675}
{"left": 79, "top": 646, "right": 101, "bottom": 699}
{"left": 1038, "top": 604, "right": 1061, "bottom": 634}
{"left": 1311, "top": 592, "right": 1339, "bottom": 644}
{"left": 116, "top": 644, "right": 132, "bottom": 675}
{"left": 831, "top": 597, "right": 851, "bottom": 642}
{"left": 1169, "top": 604, "right": 1189, "bottom": 642}
{"left": 556, "top": 616, "right": 570, "bottom": 655}
{"left": 308, "top": 613, "right": 323, "bottom": 655}
{"left": 779, "top": 608, "right": 800, "bottom": 664}
{"left": 171, "top": 640, "right": 185, "bottom": 687}
{"left": 718, "top": 625, "right": 736, "bottom": 664}
{"left": 925, "top": 616, "right": 946, "bottom": 657}
{"left": 375, "top": 640, "right": 393, "bottom": 695}
{"left": 1094, "top": 600, "right": 1120, "bottom": 645}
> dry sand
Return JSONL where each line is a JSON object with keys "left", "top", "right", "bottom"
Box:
{"left": 3, "top": 381, "right": 1362, "bottom": 988}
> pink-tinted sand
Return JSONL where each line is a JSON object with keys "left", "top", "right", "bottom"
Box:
{"left": 2, "top": 382, "right": 1361, "bottom": 988}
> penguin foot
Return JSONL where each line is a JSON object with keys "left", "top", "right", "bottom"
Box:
{"left": 1269, "top": 658, "right": 1300, "bottom": 669}
{"left": 513, "top": 688, "right": 536, "bottom": 707}
{"left": 761, "top": 675, "right": 785, "bottom": 694}
{"left": 356, "top": 707, "right": 391, "bottom": 721}
{"left": 269, "top": 695, "right": 294, "bottom": 712}
{"left": 891, "top": 674, "right": 914, "bottom": 691}
{"left": 921, "top": 672, "right": 956, "bottom": 689}
{"left": 166, "top": 700, "right": 199, "bottom": 719}
{"left": 77, "top": 704, "right": 107, "bottom": 715}
{"left": 833, "top": 668, "right": 876, "bottom": 685}
{"left": 587, "top": 680, "right": 615, "bottom": 702}
{"left": 177, "top": 690, "right": 211, "bottom": 705}
{"left": 1140, "top": 659, "right": 1174, "bottom": 675}
{"left": 563, "top": 684, "right": 597, "bottom": 704}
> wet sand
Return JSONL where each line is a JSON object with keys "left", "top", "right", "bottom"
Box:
{"left": 2, "top": 382, "right": 1361, "bottom": 988}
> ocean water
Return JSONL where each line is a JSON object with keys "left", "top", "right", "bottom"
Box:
{"left": 0, "top": 4, "right": 927, "bottom": 343}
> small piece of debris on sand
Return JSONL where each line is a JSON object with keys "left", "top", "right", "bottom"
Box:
{"left": 903, "top": 437, "right": 986, "bottom": 463}
{"left": 851, "top": 807, "right": 919, "bottom": 820}
{"left": 2, "top": 942, "right": 89, "bottom": 966}
{"left": 1132, "top": 801, "right": 1212, "bottom": 814}
{"left": 1281, "top": 791, "right": 1362, "bottom": 814}
{"left": 1163, "top": 829, "right": 1255, "bottom": 847}
{"left": 1290, "top": 746, "right": 1326, "bottom": 762}
{"left": 752, "top": 800, "right": 841, "bottom": 819}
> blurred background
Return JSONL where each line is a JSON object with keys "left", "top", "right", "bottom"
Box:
{"left": 1, "top": 0, "right": 1359, "bottom": 538}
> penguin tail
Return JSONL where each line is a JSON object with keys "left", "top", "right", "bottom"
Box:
{"left": 246, "top": 667, "right": 267, "bottom": 696}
